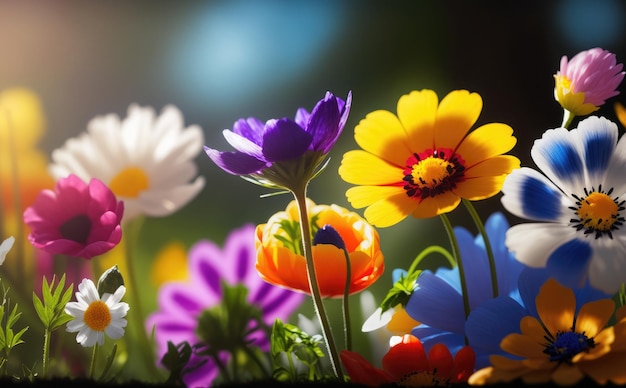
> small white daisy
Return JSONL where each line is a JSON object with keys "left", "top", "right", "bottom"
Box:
{"left": 65, "top": 278, "right": 129, "bottom": 347}
{"left": 49, "top": 104, "right": 206, "bottom": 221}
{"left": 0, "top": 236, "right": 15, "bottom": 265}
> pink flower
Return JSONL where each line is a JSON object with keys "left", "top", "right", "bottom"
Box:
{"left": 554, "top": 47, "right": 625, "bottom": 116}
{"left": 23, "top": 174, "right": 124, "bottom": 259}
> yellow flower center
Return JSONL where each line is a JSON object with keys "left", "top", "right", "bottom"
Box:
{"left": 84, "top": 300, "right": 111, "bottom": 332}
{"left": 109, "top": 167, "right": 149, "bottom": 198}
{"left": 403, "top": 148, "right": 465, "bottom": 199}
{"left": 572, "top": 188, "right": 624, "bottom": 239}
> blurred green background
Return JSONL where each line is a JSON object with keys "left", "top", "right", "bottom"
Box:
{"left": 1, "top": 0, "right": 626, "bottom": 376}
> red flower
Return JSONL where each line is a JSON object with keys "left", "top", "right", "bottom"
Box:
{"left": 341, "top": 334, "right": 475, "bottom": 387}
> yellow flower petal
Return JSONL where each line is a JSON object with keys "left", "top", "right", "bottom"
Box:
{"left": 615, "top": 101, "right": 626, "bottom": 129}
{"left": 411, "top": 190, "right": 461, "bottom": 218}
{"left": 397, "top": 89, "right": 438, "bottom": 152}
{"left": 536, "top": 278, "right": 575, "bottom": 335}
{"left": 575, "top": 299, "right": 615, "bottom": 338}
{"left": 361, "top": 191, "right": 418, "bottom": 227}
{"left": 434, "top": 90, "right": 482, "bottom": 149}
{"left": 354, "top": 110, "right": 412, "bottom": 166}
{"left": 464, "top": 155, "right": 521, "bottom": 178}
{"left": 455, "top": 175, "right": 507, "bottom": 200}
{"left": 339, "top": 150, "right": 402, "bottom": 185}
{"left": 455, "top": 122, "right": 517, "bottom": 166}
{"left": 345, "top": 185, "right": 406, "bottom": 209}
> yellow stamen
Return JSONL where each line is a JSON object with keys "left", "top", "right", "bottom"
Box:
{"left": 109, "top": 167, "right": 149, "bottom": 198}
{"left": 577, "top": 192, "right": 619, "bottom": 231}
{"left": 84, "top": 300, "right": 111, "bottom": 331}
{"left": 411, "top": 157, "right": 452, "bottom": 189}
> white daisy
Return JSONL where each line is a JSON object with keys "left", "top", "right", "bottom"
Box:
{"left": 65, "top": 278, "right": 129, "bottom": 347}
{"left": 501, "top": 116, "right": 626, "bottom": 294}
{"left": 0, "top": 236, "right": 15, "bottom": 265}
{"left": 49, "top": 104, "right": 205, "bottom": 221}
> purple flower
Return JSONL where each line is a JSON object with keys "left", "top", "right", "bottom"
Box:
{"left": 204, "top": 91, "right": 352, "bottom": 189}
{"left": 555, "top": 47, "right": 624, "bottom": 116}
{"left": 23, "top": 174, "right": 124, "bottom": 259}
{"left": 145, "top": 224, "right": 305, "bottom": 387}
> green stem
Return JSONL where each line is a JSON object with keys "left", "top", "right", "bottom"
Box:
{"left": 42, "top": 327, "right": 51, "bottom": 378}
{"left": 439, "top": 214, "right": 470, "bottom": 324}
{"left": 292, "top": 188, "right": 343, "bottom": 380}
{"left": 121, "top": 217, "right": 161, "bottom": 378}
{"left": 341, "top": 249, "right": 352, "bottom": 352}
{"left": 561, "top": 109, "right": 574, "bottom": 129}
{"left": 89, "top": 342, "right": 98, "bottom": 379}
{"left": 462, "top": 199, "right": 498, "bottom": 298}
{"left": 408, "top": 245, "right": 456, "bottom": 274}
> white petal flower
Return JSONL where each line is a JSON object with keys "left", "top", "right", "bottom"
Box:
{"left": 0, "top": 236, "right": 15, "bottom": 265}
{"left": 65, "top": 278, "right": 129, "bottom": 347}
{"left": 501, "top": 116, "right": 626, "bottom": 294}
{"left": 49, "top": 104, "right": 206, "bottom": 221}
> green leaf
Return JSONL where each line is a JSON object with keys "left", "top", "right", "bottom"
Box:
{"left": 33, "top": 274, "right": 74, "bottom": 331}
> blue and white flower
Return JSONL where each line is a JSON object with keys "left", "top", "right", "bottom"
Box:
{"left": 501, "top": 116, "right": 626, "bottom": 294}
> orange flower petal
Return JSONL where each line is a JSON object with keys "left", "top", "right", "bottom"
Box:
{"left": 536, "top": 278, "right": 575, "bottom": 334}
{"left": 575, "top": 298, "right": 615, "bottom": 337}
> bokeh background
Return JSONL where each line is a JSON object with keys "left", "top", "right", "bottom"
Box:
{"left": 1, "top": 0, "right": 626, "bottom": 373}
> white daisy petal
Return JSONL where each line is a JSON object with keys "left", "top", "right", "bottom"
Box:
{"left": 531, "top": 127, "right": 586, "bottom": 195}
{"left": 65, "top": 278, "right": 129, "bottom": 348}
{"left": 0, "top": 236, "right": 15, "bottom": 265}
{"left": 505, "top": 223, "right": 578, "bottom": 268}
{"left": 501, "top": 167, "right": 571, "bottom": 223}
{"left": 503, "top": 117, "right": 626, "bottom": 294}
{"left": 49, "top": 104, "right": 205, "bottom": 221}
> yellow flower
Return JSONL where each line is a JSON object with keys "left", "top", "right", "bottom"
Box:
{"left": 255, "top": 198, "right": 384, "bottom": 297}
{"left": 338, "top": 89, "right": 520, "bottom": 227}
{"left": 468, "top": 278, "right": 626, "bottom": 386}
{"left": 150, "top": 241, "right": 189, "bottom": 287}
{"left": 615, "top": 101, "right": 626, "bottom": 129}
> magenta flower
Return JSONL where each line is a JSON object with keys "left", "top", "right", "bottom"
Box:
{"left": 145, "top": 224, "right": 305, "bottom": 387}
{"left": 204, "top": 91, "right": 352, "bottom": 190}
{"left": 555, "top": 47, "right": 625, "bottom": 118}
{"left": 23, "top": 174, "right": 124, "bottom": 259}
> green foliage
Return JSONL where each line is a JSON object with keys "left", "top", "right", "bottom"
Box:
{"left": 378, "top": 269, "right": 421, "bottom": 313}
{"left": 270, "top": 319, "right": 328, "bottom": 382}
{"left": 32, "top": 275, "right": 73, "bottom": 331}
{"left": 0, "top": 281, "right": 28, "bottom": 373}
{"left": 161, "top": 341, "right": 199, "bottom": 386}
{"left": 273, "top": 214, "right": 321, "bottom": 256}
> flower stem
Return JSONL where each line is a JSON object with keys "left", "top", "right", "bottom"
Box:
{"left": 439, "top": 213, "right": 470, "bottom": 322}
{"left": 561, "top": 109, "right": 574, "bottom": 129}
{"left": 121, "top": 217, "right": 161, "bottom": 379}
{"left": 89, "top": 342, "right": 98, "bottom": 379}
{"left": 292, "top": 189, "right": 343, "bottom": 380}
{"left": 462, "top": 199, "right": 498, "bottom": 298}
{"left": 341, "top": 249, "right": 352, "bottom": 352}
{"left": 42, "top": 327, "right": 51, "bottom": 378}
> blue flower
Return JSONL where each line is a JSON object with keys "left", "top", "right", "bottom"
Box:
{"left": 465, "top": 267, "right": 612, "bottom": 368}
{"left": 501, "top": 116, "right": 626, "bottom": 294}
{"left": 404, "top": 212, "right": 526, "bottom": 363}
{"left": 204, "top": 91, "right": 351, "bottom": 190}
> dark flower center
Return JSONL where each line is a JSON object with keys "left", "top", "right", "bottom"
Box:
{"left": 402, "top": 148, "right": 465, "bottom": 200}
{"left": 59, "top": 214, "right": 92, "bottom": 244}
{"left": 543, "top": 329, "right": 595, "bottom": 364}
{"left": 569, "top": 185, "right": 625, "bottom": 239}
